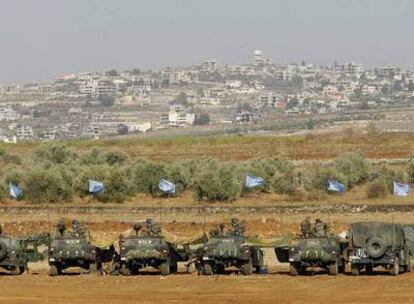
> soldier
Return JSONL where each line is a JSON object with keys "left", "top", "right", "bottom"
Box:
{"left": 71, "top": 219, "right": 86, "bottom": 238}
{"left": 56, "top": 219, "right": 66, "bottom": 237}
{"left": 145, "top": 219, "right": 161, "bottom": 237}
{"left": 300, "top": 216, "right": 312, "bottom": 238}
{"left": 231, "top": 218, "right": 245, "bottom": 236}
{"left": 133, "top": 223, "right": 142, "bottom": 236}
{"left": 313, "top": 218, "right": 327, "bottom": 238}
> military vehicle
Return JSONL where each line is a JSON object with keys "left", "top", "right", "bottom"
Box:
{"left": 0, "top": 236, "right": 28, "bottom": 275}
{"left": 195, "top": 219, "right": 264, "bottom": 275}
{"left": 275, "top": 237, "right": 346, "bottom": 275}
{"left": 116, "top": 220, "right": 191, "bottom": 276}
{"left": 48, "top": 220, "right": 102, "bottom": 276}
{"left": 347, "top": 222, "right": 412, "bottom": 276}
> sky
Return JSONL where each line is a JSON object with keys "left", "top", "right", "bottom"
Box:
{"left": 0, "top": 0, "right": 413, "bottom": 83}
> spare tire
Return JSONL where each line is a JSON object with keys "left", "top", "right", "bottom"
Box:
{"left": 366, "top": 237, "right": 386, "bottom": 258}
{"left": 0, "top": 241, "right": 7, "bottom": 260}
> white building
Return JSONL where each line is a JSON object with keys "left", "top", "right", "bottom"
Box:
{"left": 16, "top": 124, "right": 33, "bottom": 140}
{"left": 0, "top": 107, "right": 19, "bottom": 121}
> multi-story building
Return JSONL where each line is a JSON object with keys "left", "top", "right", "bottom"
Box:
{"left": 16, "top": 124, "right": 34, "bottom": 141}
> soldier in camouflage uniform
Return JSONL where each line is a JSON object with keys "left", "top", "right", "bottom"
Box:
{"left": 230, "top": 218, "right": 245, "bottom": 236}
{"left": 71, "top": 219, "right": 86, "bottom": 238}
{"left": 56, "top": 219, "right": 67, "bottom": 237}
{"left": 313, "top": 218, "right": 329, "bottom": 238}
{"left": 300, "top": 217, "right": 312, "bottom": 238}
{"left": 145, "top": 219, "right": 161, "bottom": 237}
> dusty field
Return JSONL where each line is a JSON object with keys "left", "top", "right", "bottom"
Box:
{"left": 1, "top": 207, "right": 414, "bottom": 303}
{"left": 2, "top": 268, "right": 414, "bottom": 304}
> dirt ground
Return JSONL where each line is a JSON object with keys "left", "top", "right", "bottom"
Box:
{"left": 1, "top": 208, "right": 414, "bottom": 303}
{"left": 1, "top": 268, "right": 414, "bottom": 304}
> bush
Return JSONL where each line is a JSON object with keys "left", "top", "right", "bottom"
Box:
{"left": 334, "top": 152, "right": 369, "bottom": 188}
{"left": 132, "top": 160, "right": 165, "bottom": 195}
{"left": 193, "top": 160, "right": 241, "bottom": 201}
{"left": 23, "top": 166, "right": 74, "bottom": 203}
{"left": 302, "top": 163, "right": 346, "bottom": 192}
{"left": 164, "top": 160, "right": 200, "bottom": 192}
{"left": 105, "top": 150, "right": 128, "bottom": 166}
{"left": 33, "top": 145, "right": 77, "bottom": 164}
{"left": 367, "top": 178, "right": 388, "bottom": 198}
{"left": 244, "top": 157, "right": 294, "bottom": 194}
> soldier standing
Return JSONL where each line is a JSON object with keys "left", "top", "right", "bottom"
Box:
{"left": 313, "top": 218, "right": 327, "bottom": 238}
{"left": 231, "top": 218, "right": 245, "bottom": 236}
{"left": 300, "top": 217, "right": 312, "bottom": 238}
{"left": 56, "top": 219, "right": 66, "bottom": 237}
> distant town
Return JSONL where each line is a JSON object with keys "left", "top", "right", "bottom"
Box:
{"left": 0, "top": 50, "right": 413, "bottom": 142}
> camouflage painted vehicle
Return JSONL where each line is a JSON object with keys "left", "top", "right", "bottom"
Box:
{"left": 48, "top": 220, "right": 102, "bottom": 276}
{"left": 195, "top": 220, "right": 264, "bottom": 275}
{"left": 0, "top": 236, "right": 28, "bottom": 275}
{"left": 347, "top": 222, "right": 412, "bottom": 276}
{"left": 117, "top": 221, "right": 191, "bottom": 276}
{"left": 275, "top": 237, "right": 346, "bottom": 276}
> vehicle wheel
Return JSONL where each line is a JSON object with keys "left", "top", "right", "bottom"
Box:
{"left": 89, "top": 262, "right": 101, "bottom": 276}
{"left": 338, "top": 261, "right": 346, "bottom": 274}
{"left": 351, "top": 265, "right": 360, "bottom": 276}
{"left": 390, "top": 258, "right": 400, "bottom": 276}
{"left": 50, "top": 265, "right": 59, "bottom": 277}
{"left": 290, "top": 263, "right": 299, "bottom": 276}
{"left": 160, "top": 262, "right": 170, "bottom": 276}
{"left": 366, "top": 237, "right": 386, "bottom": 259}
{"left": 328, "top": 260, "right": 339, "bottom": 275}
{"left": 10, "top": 266, "right": 22, "bottom": 276}
{"left": 203, "top": 263, "right": 213, "bottom": 276}
{"left": 20, "top": 266, "right": 26, "bottom": 275}
{"left": 406, "top": 256, "right": 412, "bottom": 273}
{"left": 170, "top": 261, "right": 178, "bottom": 274}
{"left": 216, "top": 264, "right": 225, "bottom": 274}
{"left": 0, "top": 241, "right": 7, "bottom": 260}
{"left": 365, "top": 264, "right": 373, "bottom": 275}
{"left": 120, "top": 263, "right": 131, "bottom": 276}
{"left": 242, "top": 261, "right": 253, "bottom": 276}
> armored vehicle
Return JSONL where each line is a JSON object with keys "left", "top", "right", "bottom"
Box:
{"left": 0, "top": 236, "right": 28, "bottom": 275}
{"left": 117, "top": 220, "right": 191, "bottom": 276}
{"left": 48, "top": 220, "right": 102, "bottom": 276}
{"left": 347, "top": 222, "right": 411, "bottom": 276}
{"left": 195, "top": 219, "right": 264, "bottom": 275}
{"left": 275, "top": 237, "right": 346, "bottom": 275}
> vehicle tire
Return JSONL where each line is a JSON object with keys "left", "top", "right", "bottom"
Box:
{"left": 290, "top": 263, "right": 299, "bottom": 276}
{"left": 120, "top": 263, "right": 131, "bottom": 276}
{"left": 170, "top": 261, "right": 178, "bottom": 274}
{"left": 406, "top": 256, "right": 412, "bottom": 273}
{"left": 50, "top": 265, "right": 59, "bottom": 277}
{"left": 351, "top": 265, "right": 360, "bottom": 276}
{"left": 366, "top": 237, "right": 386, "bottom": 259}
{"left": 89, "top": 262, "right": 101, "bottom": 276}
{"left": 203, "top": 263, "right": 213, "bottom": 276}
{"left": 338, "top": 261, "right": 346, "bottom": 274}
{"left": 328, "top": 260, "right": 338, "bottom": 275}
{"left": 390, "top": 258, "right": 400, "bottom": 276}
{"left": 9, "top": 266, "right": 22, "bottom": 275}
{"left": 242, "top": 261, "right": 253, "bottom": 276}
{"left": 216, "top": 264, "right": 225, "bottom": 274}
{"left": 365, "top": 264, "right": 373, "bottom": 275}
{"left": 0, "top": 241, "right": 7, "bottom": 260}
{"left": 160, "top": 262, "right": 170, "bottom": 276}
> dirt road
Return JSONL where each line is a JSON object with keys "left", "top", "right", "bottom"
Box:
{"left": 1, "top": 269, "right": 414, "bottom": 304}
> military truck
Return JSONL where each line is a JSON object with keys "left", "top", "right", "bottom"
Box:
{"left": 116, "top": 220, "right": 191, "bottom": 276}
{"left": 0, "top": 236, "right": 28, "bottom": 275}
{"left": 48, "top": 220, "right": 102, "bottom": 276}
{"left": 195, "top": 219, "right": 264, "bottom": 275}
{"left": 275, "top": 237, "right": 346, "bottom": 275}
{"left": 347, "top": 222, "right": 412, "bottom": 276}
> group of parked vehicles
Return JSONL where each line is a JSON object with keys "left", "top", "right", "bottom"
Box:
{"left": 0, "top": 218, "right": 412, "bottom": 277}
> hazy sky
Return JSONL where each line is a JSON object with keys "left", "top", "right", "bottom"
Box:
{"left": 1, "top": 0, "right": 413, "bottom": 83}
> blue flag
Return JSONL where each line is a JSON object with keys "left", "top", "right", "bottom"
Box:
{"left": 327, "top": 179, "right": 345, "bottom": 193}
{"left": 245, "top": 174, "right": 265, "bottom": 188}
{"left": 9, "top": 183, "right": 22, "bottom": 199}
{"left": 159, "top": 178, "right": 176, "bottom": 194}
{"left": 88, "top": 179, "right": 104, "bottom": 194}
{"left": 393, "top": 181, "right": 410, "bottom": 197}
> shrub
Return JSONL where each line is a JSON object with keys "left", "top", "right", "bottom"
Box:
{"left": 367, "top": 178, "right": 388, "bottom": 198}
{"left": 302, "top": 163, "right": 346, "bottom": 192}
{"left": 193, "top": 160, "right": 241, "bottom": 201}
{"left": 334, "top": 152, "right": 369, "bottom": 188}
{"left": 105, "top": 150, "right": 128, "bottom": 166}
{"left": 80, "top": 149, "right": 105, "bottom": 165}
{"left": 164, "top": 160, "right": 200, "bottom": 192}
{"left": 33, "top": 144, "right": 77, "bottom": 164}
{"left": 132, "top": 160, "right": 165, "bottom": 195}
{"left": 244, "top": 156, "right": 294, "bottom": 194}
{"left": 23, "top": 166, "right": 73, "bottom": 203}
